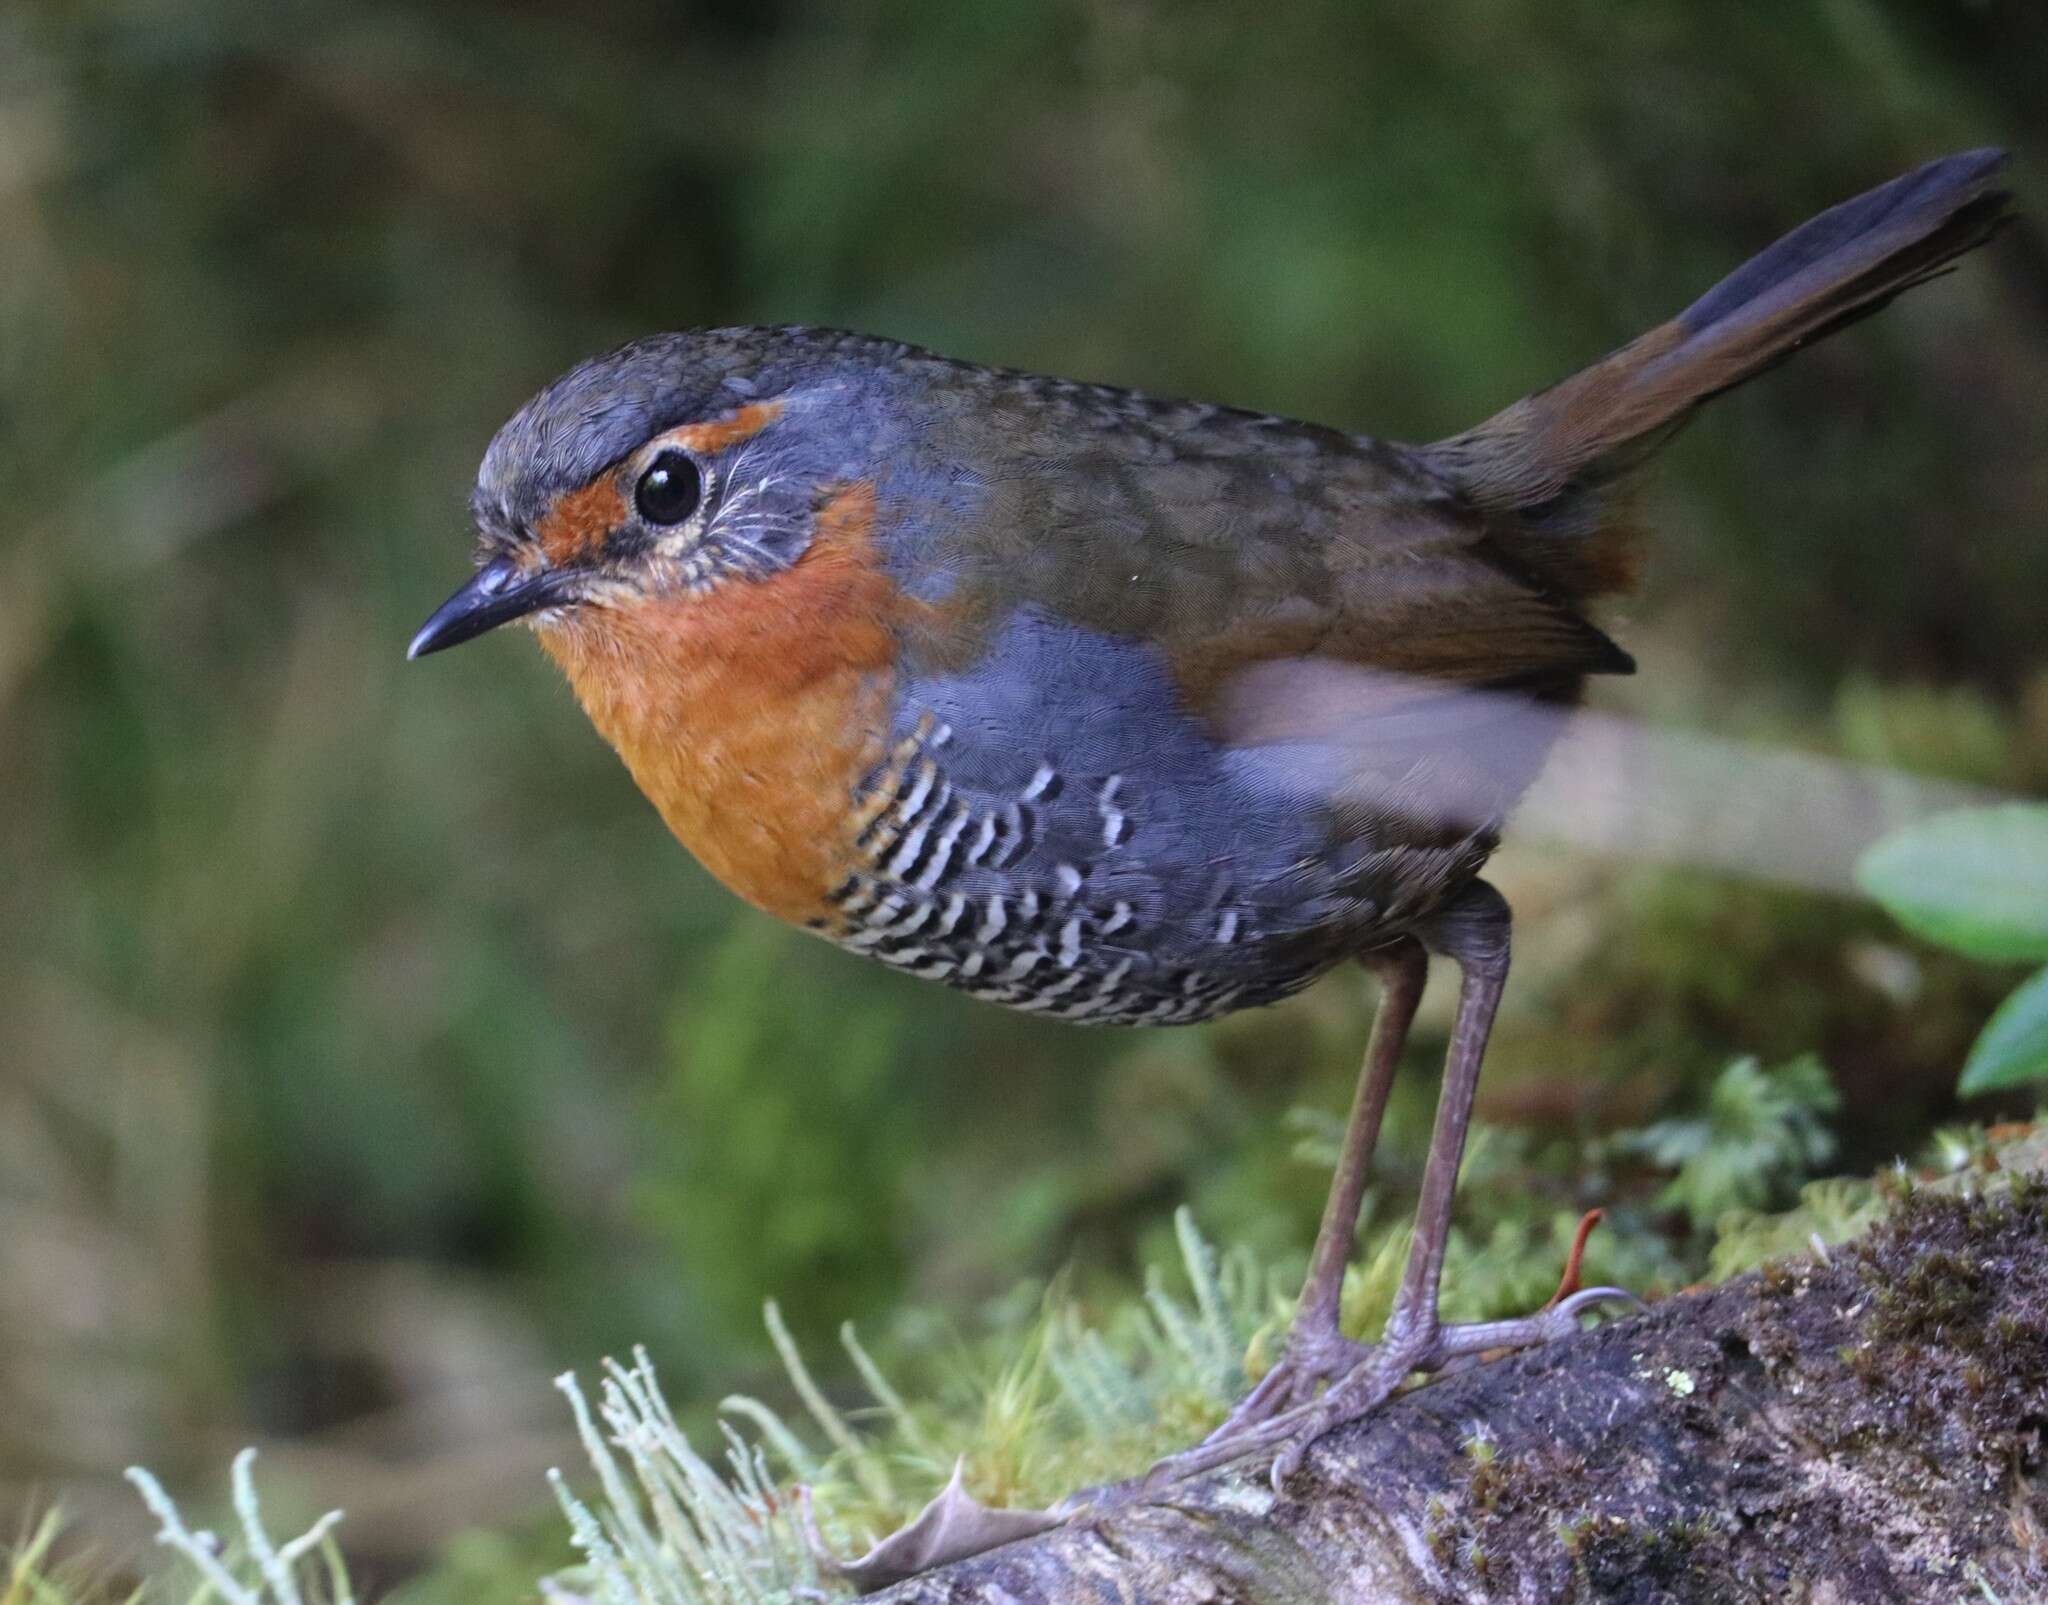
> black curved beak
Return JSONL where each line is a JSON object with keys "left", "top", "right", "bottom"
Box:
{"left": 407, "top": 556, "right": 580, "bottom": 660}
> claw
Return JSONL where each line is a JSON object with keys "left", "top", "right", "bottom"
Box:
{"left": 1551, "top": 1284, "right": 1646, "bottom": 1323}
{"left": 1195, "top": 1357, "right": 1293, "bottom": 1448}
{"left": 1261, "top": 1341, "right": 1420, "bottom": 1492}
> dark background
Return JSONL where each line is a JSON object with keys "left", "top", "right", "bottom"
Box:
{"left": 4, "top": 0, "right": 2045, "bottom": 1588}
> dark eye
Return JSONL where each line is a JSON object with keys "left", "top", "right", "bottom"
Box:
{"left": 634, "top": 451, "right": 701, "bottom": 525}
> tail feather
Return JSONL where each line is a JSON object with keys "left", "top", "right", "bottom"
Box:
{"left": 1428, "top": 149, "right": 2013, "bottom": 596}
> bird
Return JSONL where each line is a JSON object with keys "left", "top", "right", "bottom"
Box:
{"left": 410, "top": 150, "right": 2012, "bottom": 1491}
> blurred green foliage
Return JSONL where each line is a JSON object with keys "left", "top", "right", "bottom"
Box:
{"left": 1860, "top": 804, "right": 2048, "bottom": 1092}
{"left": 1608, "top": 1054, "right": 1839, "bottom": 1230}
{"left": 3, "top": 0, "right": 2045, "bottom": 1587}
{"left": 1859, "top": 805, "right": 2048, "bottom": 964}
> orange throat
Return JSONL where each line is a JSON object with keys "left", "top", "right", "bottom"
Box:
{"left": 535, "top": 485, "right": 898, "bottom": 926}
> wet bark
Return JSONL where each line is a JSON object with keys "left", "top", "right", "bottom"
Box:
{"left": 875, "top": 1169, "right": 2048, "bottom": 1604}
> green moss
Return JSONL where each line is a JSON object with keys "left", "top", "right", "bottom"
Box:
{"left": 1869, "top": 1247, "right": 1994, "bottom": 1347}
{"left": 1423, "top": 1495, "right": 1457, "bottom": 1565}
{"left": 1572, "top": 1513, "right": 1728, "bottom": 1601}
{"left": 1835, "top": 1172, "right": 2048, "bottom": 1490}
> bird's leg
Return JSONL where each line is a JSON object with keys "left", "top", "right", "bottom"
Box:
{"left": 1132, "top": 884, "right": 1635, "bottom": 1496}
{"left": 1374, "top": 887, "right": 1511, "bottom": 1361}
{"left": 1259, "top": 882, "right": 1635, "bottom": 1485}
{"left": 1194, "top": 938, "right": 1427, "bottom": 1446}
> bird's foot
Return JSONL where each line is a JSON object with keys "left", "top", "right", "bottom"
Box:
{"left": 1124, "top": 1282, "right": 1642, "bottom": 1498}
{"left": 1090, "top": 1320, "right": 1372, "bottom": 1502}
{"left": 1261, "top": 1284, "right": 1642, "bottom": 1486}
{"left": 1202, "top": 1323, "right": 1376, "bottom": 1443}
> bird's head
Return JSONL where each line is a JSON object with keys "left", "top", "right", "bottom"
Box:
{"left": 409, "top": 328, "right": 907, "bottom": 660}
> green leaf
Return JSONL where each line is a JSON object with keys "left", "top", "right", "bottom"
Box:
{"left": 1958, "top": 964, "right": 2048, "bottom": 1096}
{"left": 1856, "top": 805, "right": 2048, "bottom": 962}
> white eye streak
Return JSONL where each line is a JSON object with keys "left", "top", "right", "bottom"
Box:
{"left": 714, "top": 444, "right": 782, "bottom": 521}
{"left": 701, "top": 441, "right": 785, "bottom": 557}
{"left": 625, "top": 429, "right": 812, "bottom": 590}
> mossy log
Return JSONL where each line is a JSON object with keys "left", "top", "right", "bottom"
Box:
{"left": 875, "top": 1175, "right": 2048, "bottom": 1603}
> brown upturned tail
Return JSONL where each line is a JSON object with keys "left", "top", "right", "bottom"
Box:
{"left": 1429, "top": 147, "right": 2013, "bottom": 594}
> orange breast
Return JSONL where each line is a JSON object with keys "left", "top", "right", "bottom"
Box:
{"left": 536, "top": 483, "right": 899, "bottom": 926}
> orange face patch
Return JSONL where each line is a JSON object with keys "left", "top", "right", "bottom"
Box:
{"left": 534, "top": 480, "right": 902, "bottom": 926}
{"left": 535, "top": 479, "right": 628, "bottom": 567}
{"left": 532, "top": 401, "right": 786, "bottom": 568}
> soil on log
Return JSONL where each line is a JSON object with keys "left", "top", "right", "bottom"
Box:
{"left": 875, "top": 1175, "right": 2048, "bottom": 1604}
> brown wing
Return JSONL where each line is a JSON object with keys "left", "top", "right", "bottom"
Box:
{"left": 887, "top": 416, "right": 1629, "bottom": 841}
{"left": 910, "top": 401, "right": 1634, "bottom": 719}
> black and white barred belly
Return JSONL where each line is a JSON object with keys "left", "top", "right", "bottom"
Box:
{"left": 808, "top": 717, "right": 1350, "bottom": 1026}
{"left": 807, "top": 609, "right": 1503, "bottom": 1025}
